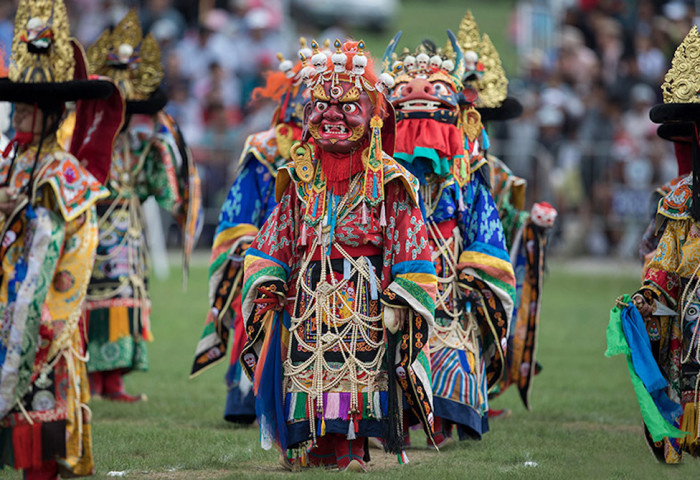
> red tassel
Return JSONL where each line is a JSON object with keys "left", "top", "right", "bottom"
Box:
{"left": 32, "top": 422, "right": 42, "bottom": 469}
{"left": 12, "top": 424, "right": 33, "bottom": 469}
{"left": 301, "top": 223, "right": 308, "bottom": 246}
{"left": 379, "top": 202, "right": 387, "bottom": 227}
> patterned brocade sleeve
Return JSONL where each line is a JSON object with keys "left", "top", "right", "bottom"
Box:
{"left": 144, "top": 138, "right": 182, "bottom": 212}
{"left": 45, "top": 206, "right": 99, "bottom": 361}
{"left": 456, "top": 172, "right": 516, "bottom": 389}
{"left": 640, "top": 219, "right": 686, "bottom": 308}
{"left": 380, "top": 180, "right": 437, "bottom": 330}
{"left": 380, "top": 180, "right": 438, "bottom": 440}
{"left": 240, "top": 183, "right": 297, "bottom": 324}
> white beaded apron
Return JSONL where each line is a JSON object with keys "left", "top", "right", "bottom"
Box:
{"left": 285, "top": 175, "right": 387, "bottom": 439}
{"left": 87, "top": 134, "right": 150, "bottom": 315}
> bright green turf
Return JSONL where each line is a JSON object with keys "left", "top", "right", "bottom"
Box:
{"left": 352, "top": 0, "right": 518, "bottom": 76}
{"left": 5, "top": 260, "right": 699, "bottom": 478}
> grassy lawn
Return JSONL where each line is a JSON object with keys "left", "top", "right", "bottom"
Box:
{"left": 350, "top": 0, "right": 518, "bottom": 76}
{"left": 6, "top": 258, "right": 699, "bottom": 478}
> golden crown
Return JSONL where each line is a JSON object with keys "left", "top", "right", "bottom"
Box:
{"left": 87, "top": 10, "right": 163, "bottom": 101}
{"left": 452, "top": 10, "right": 508, "bottom": 108}
{"left": 476, "top": 33, "right": 508, "bottom": 108}
{"left": 8, "top": 0, "right": 74, "bottom": 83}
{"left": 661, "top": 25, "right": 700, "bottom": 104}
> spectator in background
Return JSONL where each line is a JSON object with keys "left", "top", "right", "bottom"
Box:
{"left": 176, "top": 10, "right": 239, "bottom": 84}
{"left": 140, "top": 0, "right": 186, "bottom": 40}
{"left": 595, "top": 16, "right": 625, "bottom": 87}
{"left": 635, "top": 33, "right": 667, "bottom": 85}
{"left": 193, "top": 61, "right": 241, "bottom": 114}
{"left": 151, "top": 16, "right": 181, "bottom": 56}
{"left": 165, "top": 78, "right": 204, "bottom": 145}
{"left": 72, "top": 0, "right": 128, "bottom": 45}
{"left": 195, "top": 101, "right": 239, "bottom": 220}
{"left": 622, "top": 83, "right": 656, "bottom": 146}
{"left": 0, "top": 2, "right": 15, "bottom": 59}
{"left": 234, "top": 8, "right": 282, "bottom": 111}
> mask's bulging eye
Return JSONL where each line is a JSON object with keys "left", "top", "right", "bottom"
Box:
{"left": 315, "top": 101, "right": 328, "bottom": 112}
{"left": 394, "top": 84, "right": 405, "bottom": 96}
{"left": 687, "top": 304, "right": 700, "bottom": 321}
{"left": 342, "top": 103, "right": 358, "bottom": 114}
{"left": 433, "top": 82, "right": 449, "bottom": 95}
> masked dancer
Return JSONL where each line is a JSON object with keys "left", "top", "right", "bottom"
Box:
{"left": 0, "top": 0, "right": 123, "bottom": 477}
{"left": 382, "top": 27, "right": 515, "bottom": 446}
{"left": 83, "top": 10, "right": 201, "bottom": 402}
{"left": 191, "top": 40, "right": 312, "bottom": 424}
{"left": 240, "top": 39, "right": 437, "bottom": 471}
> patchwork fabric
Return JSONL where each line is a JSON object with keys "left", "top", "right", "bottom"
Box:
{"left": 240, "top": 158, "right": 437, "bottom": 450}
{"left": 0, "top": 145, "right": 108, "bottom": 222}
{"left": 0, "top": 147, "right": 101, "bottom": 476}
{"left": 192, "top": 133, "right": 288, "bottom": 377}
{"left": 87, "top": 128, "right": 187, "bottom": 374}
{"left": 628, "top": 217, "right": 700, "bottom": 463}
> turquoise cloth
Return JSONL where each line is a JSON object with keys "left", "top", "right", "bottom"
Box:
{"left": 620, "top": 304, "right": 683, "bottom": 422}
{"left": 394, "top": 148, "right": 453, "bottom": 181}
{"left": 606, "top": 296, "right": 687, "bottom": 442}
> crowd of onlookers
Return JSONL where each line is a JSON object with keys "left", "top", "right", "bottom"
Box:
{"left": 493, "top": 0, "right": 697, "bottom": 257}
{"left": 0, "top": 0, "right": 697, "bottom": 257}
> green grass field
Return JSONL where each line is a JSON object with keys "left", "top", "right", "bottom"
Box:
{"left": 349, "top": 0, "right": 518, "bottom": 76}
{"left": 6, "top": 259, "right": 699, "bottom": 479}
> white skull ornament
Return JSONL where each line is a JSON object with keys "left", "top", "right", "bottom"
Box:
{"left": 243, "top": 353, "right": 256, "bottom": 368}
{"left": 403, "top": 55, "right": 416, "bottom": 73}
{"left": 26, "top": 17, "right": 47, "bottom": 42}
{"left": 464, "top": 50, "right": 478, "bottom": 71}
{"left": 416, "top": 52, "right": 430, "bottom": 72}
{"left": 312, "top": 52, "right": 327, "bottom": 74}
{"left": 396, "top": 366, "right": 407, "bottom": 380}
{"left": 277, "top": 53, "right": 294, "bottom": 78}
{"left": 118, "top": 43, "right": 134, "bottom": 65}
{"left": 530, "top": 202, "right": 557, "bottom": 228}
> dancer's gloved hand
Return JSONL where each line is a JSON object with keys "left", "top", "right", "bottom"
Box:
{"left": 384, "top": 306, "right": 407, "bottom": 334}
{"left": 0, "top": 188, "right": 24, "bottom": 217}
{"left": 253, "top": 283, "right": 287, "bottom": 315}
{"left": 632, "top": 293, "right": 654, "bottom": 318}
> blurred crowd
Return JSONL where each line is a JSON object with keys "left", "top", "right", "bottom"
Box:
{"left": 493, "top": 0, "right": 697, "bottom": 257}
{"left": 1, "top": 0, "right": 297, "bottom": 245}
{"left": 0, "top": 0, "right": 696, "bottom": 257}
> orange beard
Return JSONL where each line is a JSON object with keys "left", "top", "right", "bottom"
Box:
{"left": 319, "top": 139, "right": 368, "bottom": 196}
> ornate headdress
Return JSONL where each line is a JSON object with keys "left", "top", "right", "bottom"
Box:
{"left": 88, "top": 10, "right": 166, "bottom": 115}
{"left": 650, "top": 26, "right": 700, "bottom": 124}
{"left": 289, "top": 39, "right": 396, "bottom": 229}
{"left": 650, "top": 26, "right": 700, "bottom": 219}
{"left": 250, "top": 38, "right": 315, "bottom": 159}
{"left": 382, "top": 31, "right": 472, "bottom": 188}
{"left": 381, "top": 30, "right": 466, "bottom": 94}
{"left": 454, "top": 10, "right": 522, "bottom": 122}
{"left": 0, "top": 0, "right": 115, "bottom": 103}
{"left": 300, "top": 39, "right": 387, "bottom": 107}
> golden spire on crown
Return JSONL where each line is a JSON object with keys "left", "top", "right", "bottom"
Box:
{"left": 87, "top": 9, "right": 163, "bottom": 101}
{"left": 661, "top": 25, "right": 700, "bottom": 104}
{"left": 457, "top": 10, "right": 480, "bottom": 56}
{"left": 9, "top": 0, "right": 74, "bottom": 83}
{"left": 476, "top": 33, "right": 508, "bottom": 108}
